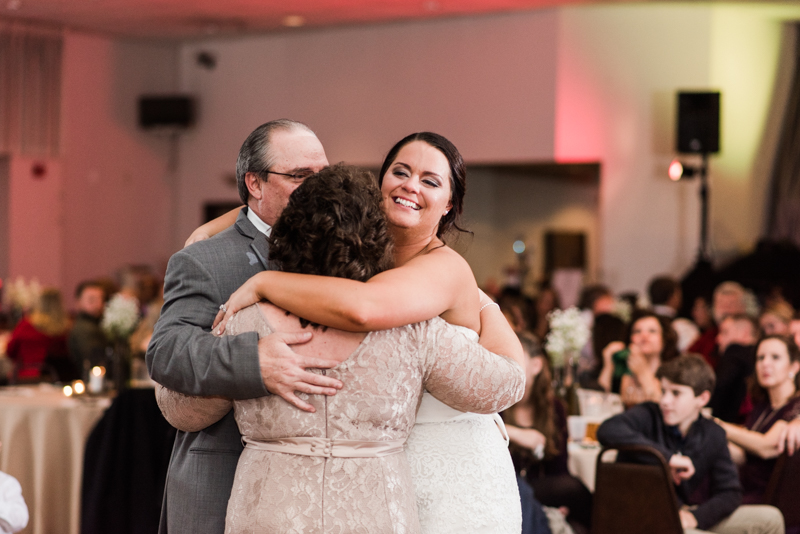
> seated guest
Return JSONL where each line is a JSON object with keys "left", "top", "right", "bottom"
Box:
{"left": 68, "top": 280, "right": 108, "bottom": 378}
{"left": 759, "top": 302, "right": 793, "bottom": 337}
{"left": 505, "top": 334, "right": 593, "bottom": 534}
{"left": 716, "top": 335, "right": 800, "bottom": 503}
{"left": 708, "top": 314, "right": 758, "bottom": 423}
{"left": 689, "top": 282, "right": 748, "bottom": 370}
{"left": 7, "top": 288, "right": 72, "bottom": 381}
{"left": 648, "top": 275, "right": 699, "bottom": 352}
{"left": 598, "top": 311, "right": 679, "bottom": 407}
{"left": 597, "top": 355, "right": 784, "bottom": 533}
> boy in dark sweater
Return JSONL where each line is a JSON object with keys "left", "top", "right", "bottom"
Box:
{"left": 597, "top": 355, "right": 784, "bottom": 533}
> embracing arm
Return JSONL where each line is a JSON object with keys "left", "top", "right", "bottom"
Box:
{"left": 217, "top": 247, "right": 473, "bottom": 332}
{"left": 421, "top": 319, "right": 525, "bottom": 414}
{"left": 185, "top": 207, "right": 242, "bottom": 246}
{"left": 146, "top": 250, "right": 267, "bottom": 399}
{"left": 477, "top": 290, "right": 525, "bottom": 369}
{"left": 155, "top": 384, "right": 233, "bottom": 432}
{"left": 717, "top": 418, "right": 788, "bottom": 459}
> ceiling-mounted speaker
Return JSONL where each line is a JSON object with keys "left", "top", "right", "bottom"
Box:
{"left": 139, "top": 95, "right": 195, "bottom": 130}
{"left": 676, "top": 91, "right": 720, "bottom": 154}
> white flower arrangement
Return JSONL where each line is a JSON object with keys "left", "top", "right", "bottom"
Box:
{"left": 101, "top": 293, "right": 140, "bottom": 342}
{"left": 2, "top": 276, "right": 41, "bottom": 313}
{"left": 544, "top": 306, "right": 590, "bottom": 368}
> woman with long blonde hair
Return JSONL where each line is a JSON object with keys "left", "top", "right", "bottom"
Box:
{"left": 7, "top": 288, "right": 71, "bottom": 381}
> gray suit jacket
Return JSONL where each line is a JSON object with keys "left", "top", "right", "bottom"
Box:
{"left": 146, "top": 209, "right": 270, "bottom": 534}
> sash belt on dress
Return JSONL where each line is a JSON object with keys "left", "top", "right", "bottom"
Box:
{"left": 243, "top": 436, "right": 405, "bottom": 458}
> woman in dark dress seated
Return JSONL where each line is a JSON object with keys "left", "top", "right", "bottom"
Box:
{"left": 716, "top": 335, "right": 800, "bottom": 502}
{"left": 504, "top": 334, "right": 592, "bottom": 534}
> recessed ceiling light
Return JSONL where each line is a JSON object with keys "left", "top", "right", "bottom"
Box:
{"left": 282, "top": 15, "right": 305, "bottom": 28}
{"left": 7, "top": 0, "right": 21, "bottom": 10}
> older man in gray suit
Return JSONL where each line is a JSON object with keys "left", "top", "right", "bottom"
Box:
{"left": 147, "top": 119, "right": 343, "bottom": 533}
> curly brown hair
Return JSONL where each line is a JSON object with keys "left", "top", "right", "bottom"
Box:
{"left": 268, "top": 164, "right": 395, "bottom": 283}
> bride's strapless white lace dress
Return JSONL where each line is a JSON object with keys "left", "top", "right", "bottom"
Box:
{"left": 405, "top": 326, "right": 522, "bottom": 534}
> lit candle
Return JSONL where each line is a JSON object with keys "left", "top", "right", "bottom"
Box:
{"left": 89, "top": 366, "right": 105, "bottom": 394}
{"left": 72, "top": 380, "right": 85, "bottom": 395}
{"left": 63, "top": 385, "right": 73, "bottom": 397}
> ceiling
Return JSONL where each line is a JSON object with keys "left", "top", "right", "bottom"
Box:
{"left": 0, "top": 0, "right": 783, "bottom": 40}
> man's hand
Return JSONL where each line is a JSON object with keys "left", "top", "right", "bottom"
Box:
{"left": 258, "top": 331, "right": 343, "bottom": 413}
{"left": 669, "top": 453, "right": 695, "bottom": 485}
{"left": 783, "top": 417, "right": 800, "bottom": 456}
{"left": 679, "top": 509, "right": 698, "bottom": 529}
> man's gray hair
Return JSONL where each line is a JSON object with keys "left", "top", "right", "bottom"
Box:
{"left": 235, "top": 119, "right": 315, "bottom": 204}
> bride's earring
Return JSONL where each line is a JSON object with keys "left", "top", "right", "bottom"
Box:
{"left": 443, "top": 210, "right": 449, "bottom": 216}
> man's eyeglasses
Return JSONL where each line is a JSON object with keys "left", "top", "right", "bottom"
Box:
{"left": 263, "top": 169, "right": 315, "bottom": 180}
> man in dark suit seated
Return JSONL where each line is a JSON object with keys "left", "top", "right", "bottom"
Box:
{"left": 708, "top": 314, "right": 758, "bottom": 424}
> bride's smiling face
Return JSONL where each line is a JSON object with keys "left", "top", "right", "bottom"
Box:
{"left": 381, "top": 141, "right": 453, "bottom": 235}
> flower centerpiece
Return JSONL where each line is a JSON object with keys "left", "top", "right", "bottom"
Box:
{"left": 101, "top": 293, "right": 140, "bottom": 342}
{"left": 2, "top": 277, "right": 41, "bottom": 326}
{"left": 544, "top": 306, "right": 590, "bottom": 369}
{"left": 101, "top": 293, "right": 140, "bottom": 391}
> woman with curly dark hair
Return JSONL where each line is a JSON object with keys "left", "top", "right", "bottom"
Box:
{"left": 598, "top": 310, "right": 679, "bottom": 407}
{"left": 156, "top": 164, "right": 524, "bottom": 533}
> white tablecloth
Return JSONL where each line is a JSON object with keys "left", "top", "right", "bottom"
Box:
{"left": 0, "top": 385, "right": 110, "bottom": 534}
{"left": 567, "top": 442, "right": 602, "bottom": 492}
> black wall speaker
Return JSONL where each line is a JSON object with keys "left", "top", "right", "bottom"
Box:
{"left": 139, "top": 96, "right": 195, "bottom": 129}
{"left": 676, "top": 91, "right": 720, "bottom": 154}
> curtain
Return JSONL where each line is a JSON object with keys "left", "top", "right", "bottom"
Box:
{"left": 767, "top": 24, "right": 800, "bottom": 246}
{"left": 0, "top": 20, "right": 62, "bottom": 157}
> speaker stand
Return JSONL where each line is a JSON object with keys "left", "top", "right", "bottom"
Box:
{"left": 698, "top": 152, "right": 710, "bottom": 262}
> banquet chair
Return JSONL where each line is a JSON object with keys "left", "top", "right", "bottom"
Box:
{"left": 762, "top": 452, "right": 800, "bottom": 530}
{"left": 591, "top": 444, "right": 683, "bottom": 534}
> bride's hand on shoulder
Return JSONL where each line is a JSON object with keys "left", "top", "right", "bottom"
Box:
{"left": 213, "top": 272, "right": 271, "bottom": 334}
{"left": 185, "top": 229, "right": 211, "bottom": 247}
{"left": 184, "top": 206, "right": 242, "bottom": 248}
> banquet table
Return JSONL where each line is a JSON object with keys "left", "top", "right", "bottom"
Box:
{"left": 567, "top": 441, "right": 602, "bottom": 492}
{"left": 0, "top": 384, "right": 110, "bottom": 534}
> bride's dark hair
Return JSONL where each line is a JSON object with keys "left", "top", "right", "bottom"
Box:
{"left": 268, "top": 164, "right": 394, "bottom": 283}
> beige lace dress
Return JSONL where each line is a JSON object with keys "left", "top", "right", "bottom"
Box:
{"left": 157, "top": 304, "right": 524, "bottom": 534}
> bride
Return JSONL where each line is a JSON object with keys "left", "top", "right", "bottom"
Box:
{"left": 197, "top": 132, "right": 525, "bottom": 533}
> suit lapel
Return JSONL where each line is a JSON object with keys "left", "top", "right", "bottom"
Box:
{"left": 234, "top": 208, "right": 272, "bottom": 271}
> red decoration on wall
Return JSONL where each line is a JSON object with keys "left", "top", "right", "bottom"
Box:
{"left": 31, "top": 162, "right": 47, "bottom": 179}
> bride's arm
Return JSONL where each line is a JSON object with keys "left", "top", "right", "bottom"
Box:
{"left": 185, "top": 207, "right": 243, "bottom": 247}
{"left": 216, "top": 247, "right": 467, "bottom": 332}
{"left": 215, "top": 248, "right": 523, "bottom": 365}
{"left": 477, "top": 290, "right": 526, "bottom": 369}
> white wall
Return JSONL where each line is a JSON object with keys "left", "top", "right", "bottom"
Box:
{"left": 8, "top": 156, "right": 63, "bottom": 287}
{"left": 555, "top": 5, "right": 713, "bottom": 293}
{"left": 59, "top": 32, "right": 178, "bottom": 305}
{"left": 8, "top": 3, "right": 797, "bottom": 303}
{"left": 174, "top": 11, "right": 560, "bottom": 244}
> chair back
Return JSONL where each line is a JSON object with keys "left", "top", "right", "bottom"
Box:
{"left": 592, "top": 444, "right": 683, "bottom": 534}
{"left": 763, "top": 452, "right": 800, "bottom": 528}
